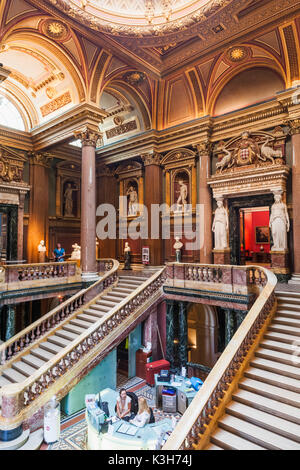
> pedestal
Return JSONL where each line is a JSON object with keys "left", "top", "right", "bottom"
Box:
{"left": 213, "top": 248, "right": 231, "bottom": 265}
{"left": 38, "top": 252, "right": 46, "bottom": 263}
{"left": 271, "top": 250, "right": 290, "bottom": 282}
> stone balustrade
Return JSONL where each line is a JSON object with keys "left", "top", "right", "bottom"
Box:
{"left": 0, "top": 263, "right": 165, "bottom": 429}
{"left": 0, "top": 260, "right": 118, "bottom": 366}
{"left": 163, "top": 265, "right": 276, "bottom": 450}
{"left": 2, "top": 262, "right": 78, "bottom": 284}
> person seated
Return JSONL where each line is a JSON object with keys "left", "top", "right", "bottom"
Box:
{"left": 116, "top": 388, "right": 133, "bottom": 422}
{"left": 129, "top": 397, "right": 151, "bottom": 428}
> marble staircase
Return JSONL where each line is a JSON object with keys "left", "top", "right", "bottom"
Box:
{"left": 205, "top": 291, "right": 300, "bottom": 450}
{"left": 0, "top": 275, "right": 149, "bottom": 396}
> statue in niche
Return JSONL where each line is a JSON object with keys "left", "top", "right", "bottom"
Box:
{"left": 175, "top": 172, "right": 189, "bottom": 211}
{"left": 126, "top": 182, "right": 138, "bottom": 216}
{"left": 123, "top": 242, "right": 132, "bottom": 270}
{"left": 173, "top": 237, "right": 183, "bottom": 263}
{"left": 212, "top": 199, "right": 229, "bottom": 250}
{"left": 64, "top": 182, "right": 78, "bottom": 217}
{"left": 269, "top": 193, "right": 290, "bottom": 251}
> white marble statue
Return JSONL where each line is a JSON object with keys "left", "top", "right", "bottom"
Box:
{"left": 212, "top": 199, "right": 229, "bottom": 250}
{"left": 176, "top": 179, "right": 188, "bottom": 211}
{"left": 269, "top": 193, "right": 290, "bottom": 250}
{"left": 127, "top": 185, "right": 138, "bottom": 216}
{"left": 38, "top": 240, "right": 46, "bottom": 253}
{"left": 70, "top": 243, "right": 81, "bottom": 260}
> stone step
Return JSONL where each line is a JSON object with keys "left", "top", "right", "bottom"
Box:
{"left": 69, "top": 318, "right": 93, "bottom": 329}
{"left": 47, "top": 335, "right": 71, "bottom": 348}
{"left": 97, "top": 299, "right": 119, "bottom": 308}
{"left": 55, "top": 330, "right": 79, "bottom": 342}
{"left": 113, "top": 287, "right": 133, "bottom": 294}
{"left": 250, "top": 357, "right": 300, "bottom": 380}
{"left": 204, "top": 443, "right": 224, "bottom": 450}
{"left": 77, "top": 313, "right": 98, "bottom": 324}
{"left": 0, "top": 375, "right": 12, "bottom": 388}
{"left": 31, "top": 346, "right": 55, "bottom": 362}
{"left": 268, "top": 323, "right": 300, "bottom": 337}
{"left": 277, "top": 291, "right": 300, "bottom": 299}
{"left": 219, "top": 414, "right": 300, "bottom": 450}
{"left": 275, "top": 311, "right": 300, "bottom": 321}
{"left": 260, "top": 339, "right": 298, "bottom": 356}
{"left": 211, "top": 428, "right": 265, "bottom": 450}
{"left": 39, "top": 341, "right": 63, "bottom": 355}
{"left": 0, "top": 429, "right": 30, "bottom": 451}
{"left": 119, "top": 276, "right": 147, "bottom": 282}
{"left": 232, "top": 389, "right": 300, "bottom": 425}
{"left": 62, "top": 324, "right": 86, "bottom": 335}
{"left": 21, "top": 354, "right": 46, "bottom": 370}
{"left": 102, "top": 294, "right": 126, "bottom": 301}
{"left": 117, "top": 283, "right": 138, "bottom": 290}
{"left": 277, "top": 302, "right": 300, "bottom": 311}
{"left": 12, "top": 361, "right": 37, "bottom": 378}
{"left": 2, "top": 368, "right": 27, "bottom": 383}
{"left": 226, "top": 401, "right": 300, "bottom": 443}
{"left": 264, "top": 330, "right": 300, "bottom": 345}
{"left": 255, "top": 347, "right": 297, "bottom": 366}
{"left": 273, "top": 316, "right": 300, "bottom": 328}
{"left": 19, "top": 428, "right": 43, "bottom": 450}
{"left": 94, "top": 303, "right": 111, "bottom": 312}
{"left": 83, "top": 308, "right": 105, "bottom": 319}
{"left": 244, "top": 366, "right": 300, "bottom": 393}
{"left": 239, "top": 377, "right": 300, "bottom": 408}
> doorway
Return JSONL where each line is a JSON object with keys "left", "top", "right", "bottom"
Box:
{"left": 228, "top": 194, "right": 274, "bottom": 265}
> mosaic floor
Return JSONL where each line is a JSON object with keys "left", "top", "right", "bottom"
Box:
{"left": 41, "top": 376, "right": 180, "bottom": 451}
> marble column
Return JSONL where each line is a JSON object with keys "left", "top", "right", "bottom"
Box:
{"left": 224, "top": 309, "right": 235, "bottom": 346}
{"left": 27, "top": 153, "right": 52, "bottom": 263}
{"left": 5, "top": 305, "right": 16, "bottom": 341}
{"left": 178, "top": 301, "right": 188, "bottom": 369}
{"left": 290, "top": 121, "right": 300, "bottom": 275}
{"left": 17, "top": 191, "right": 26, "bottom": 261}
{"left": 235, "top": 310, "right": 248, "bottom": 330}
{"left": 166, "top": 300, "right": 175, "bottom": 369}
{"left": 75, "top": 127, "right": 102, "bottom": 281}
{"left": 142, "top": 152, "right": 163, "bottom": 266}
{"left": 197, "top": 142, "right": 213, "bottom": 264}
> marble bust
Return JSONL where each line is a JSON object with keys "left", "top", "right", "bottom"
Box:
{"left": 38, "top": 240, "right": 46, "bottom": 263}
{"left": 212, "top": 199, "right": 229, "bottom": 250}
{"left": 70, "top": 243, "right": 81, "bottom": 260}
{"left": 173, "top": 237, "right": 183, "bottom": 262}
{"left": 270, "top": 193, "right": 290, "bottom": 251}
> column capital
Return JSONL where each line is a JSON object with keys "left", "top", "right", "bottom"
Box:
{"left": 141, "top": 152, "right": 161, "bottom": 167}
{"left": 28, "top": 152, "right": 53, "bottom": 168}
{"left": 194, "top": 140, "right": 213, "bottom": 157}
{"left": 74, "top": 126, "right": 103, "bottom": 147}
{"left": 285, "top": 118, "right": 300, "bottom": 135}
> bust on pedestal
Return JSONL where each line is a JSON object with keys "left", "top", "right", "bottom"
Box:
{"left": 38, "top": 240, "right": 46, "bottom": 263}
{"left": 123, "top": 242, "right": 132, "bottom": 270}
{"left": 173, "top": 237, "right": 183, "bottom": 263}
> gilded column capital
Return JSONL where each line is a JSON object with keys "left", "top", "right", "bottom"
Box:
{"left": 141, "top": 152, "right": 161, "bottom": 167}
{"left": 194, "top": 140, "right": 213, "bottom": 157}
{"left": 28, "top": 152, "right": 53, "bottom": 168}
{"left": 285, "top": 119, "right": 300, "bottom": 135}
{"left": 74, "top": 126, "right": 103, "bottom": 147}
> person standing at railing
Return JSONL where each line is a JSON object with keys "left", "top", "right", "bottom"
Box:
{"left": 52, "top": 243, "right": 65, "bottom": 263}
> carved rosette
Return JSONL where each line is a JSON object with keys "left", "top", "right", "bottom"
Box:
{"left": 141, "top": 152, "right": 161, "bottom": 166}
{"left": 74, "top": 127, "right": 103, "bottom": 148}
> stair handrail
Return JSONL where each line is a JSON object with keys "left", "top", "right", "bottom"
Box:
{"left": 0, "top": 266, "right": 166, "bottom": 428}
{"left": 0, "top": 259, "right": 119, "bottom": 366}
{"left": 163, "top": 264, "right": 277, "bottom": 450}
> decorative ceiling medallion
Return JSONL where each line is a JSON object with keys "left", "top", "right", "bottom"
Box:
{"left": 113, "top": 116, "right": 124, "bottom": 126}
{"left": 226, "top": 46, "right": 249, "bottom": 63}
{"left": 123, "top": 71, "right": 146, "bottom": 86}
{"left": 46, "top": 86, "right": 57, "bottom": 99}
{"left": 45, "top": 0, "right": 234, "bottom": 40}
{"left": 41, "top": 19, "right": 70, "bottom": 42}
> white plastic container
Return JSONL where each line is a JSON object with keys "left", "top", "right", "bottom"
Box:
{"left": 44, "top": 396, "right": 60, "bottom": 444}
